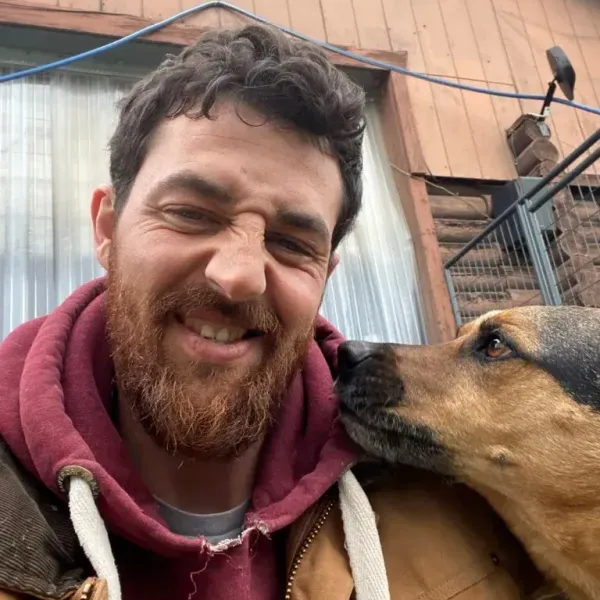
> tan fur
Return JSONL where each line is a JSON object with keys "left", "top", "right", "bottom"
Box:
{"left": 375, "top": 309, "right": 600, "bottom": 599}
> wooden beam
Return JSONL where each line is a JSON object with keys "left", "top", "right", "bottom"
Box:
{"left": 381, "top": 71, "right": 456, "bottom": 343}
{"left": 0, "top": 1, "right": 406, "bottom": 70}
{"left": 429, "top": 194, "right": 492, "bottom": 220}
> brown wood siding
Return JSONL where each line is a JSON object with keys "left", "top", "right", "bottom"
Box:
{"left": 1, "top": 0, "right": 599, "bottom": 180}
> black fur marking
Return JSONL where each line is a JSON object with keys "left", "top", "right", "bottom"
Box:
{"left": 338, "top": 403, "right": 451, "bottom": 474}
{"left": 528, "top": 306, "right": 600, "bottom": 410}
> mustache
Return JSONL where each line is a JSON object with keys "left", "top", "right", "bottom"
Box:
{"left": 150, "top": 284, "right": 281, "bottom": 335}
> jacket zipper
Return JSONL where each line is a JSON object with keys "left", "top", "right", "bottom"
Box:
{"left": 72, "top": 577, "right": 107, "bottom": 600}
{"left": 284, "top": 498, "right": 335, "bottom": 600}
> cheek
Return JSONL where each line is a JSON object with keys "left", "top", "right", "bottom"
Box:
{"left": 111, "top": 230, "right": 178, "bottom": 298}
{"left": 267, "top": 266, "right": 326, "bottom": 329}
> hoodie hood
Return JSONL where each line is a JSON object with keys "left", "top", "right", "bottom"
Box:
{"left": 0, "top": 277, "right": 358, "bottom": 557}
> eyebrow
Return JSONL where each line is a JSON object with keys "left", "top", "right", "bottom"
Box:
{"left": 150, "top": 170, "right": 236, "bottom": 205}
{"left": 275, "top": 207, "right": 331, "bottom": 246}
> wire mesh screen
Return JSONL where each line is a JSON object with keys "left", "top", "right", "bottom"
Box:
{"left": 530, "top": 169, "right": 600, "bottom": 307}
{"left": 445, "top": 128, "right": 600, "bottom": 326}
{"left": 445, "top": 208, "right": 544, "bottom": 323}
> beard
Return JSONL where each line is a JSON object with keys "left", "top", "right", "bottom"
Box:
{"left": 105, "top": 247, "right": 314, "bottom": 459}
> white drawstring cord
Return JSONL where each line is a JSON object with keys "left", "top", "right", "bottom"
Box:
{"left": 339, "top": 469, "right": 391, "bottom": 600}
{"left": 68, "top": 476, "right": 122, "bottom": 600}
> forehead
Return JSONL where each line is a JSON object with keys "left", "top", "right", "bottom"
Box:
{"left": 131, "top": 102, "right": 343, "bottom": 230}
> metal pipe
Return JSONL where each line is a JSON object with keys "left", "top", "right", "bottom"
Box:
{"left": 444, "top": 128, "right": 600, "bottom": 268}
{"left": 444, "top": 269, "right": 463, "bottom": 327}
{"left": 528, "top": 143, "right": 600, "bottom": 211}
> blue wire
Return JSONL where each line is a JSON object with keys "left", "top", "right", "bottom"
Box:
{"left": 1, "top": 0, "right": 599, "bottom": 117}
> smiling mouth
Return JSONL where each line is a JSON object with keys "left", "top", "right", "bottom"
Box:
{"left": 174, "top": 314, "right": 265, "bottom": 344}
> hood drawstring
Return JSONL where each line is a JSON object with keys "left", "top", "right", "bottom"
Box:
{"left": 60, "top": 468, "right": 388, "bottom": 600}
{"left": 59, "top": 470, "right": 122, "bottom": 600}
{"left": 339, "top": 469, "right": 391, "bottom": 600}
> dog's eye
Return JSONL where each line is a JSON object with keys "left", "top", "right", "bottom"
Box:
{"left": 485, "top": 336, "right": 513, "bottom": 360}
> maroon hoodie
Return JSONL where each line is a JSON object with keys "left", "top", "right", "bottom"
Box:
{"left": 0, "top": 278, "right": 358, "bottom": 600}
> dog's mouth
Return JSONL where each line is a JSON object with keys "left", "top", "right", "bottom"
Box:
{"left": 338, "top": 390, "right": 452, "bottom": 475}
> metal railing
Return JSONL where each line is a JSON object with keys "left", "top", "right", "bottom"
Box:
{"left": 444, "top": 128, "right": 600, "bottom": 326}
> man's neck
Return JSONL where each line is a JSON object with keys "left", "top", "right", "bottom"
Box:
{"left": 118, "top": 401, "right": 261, "bottom": 514}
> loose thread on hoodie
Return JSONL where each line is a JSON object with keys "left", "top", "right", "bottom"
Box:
{"left": 187, "top": 555, "right": 211, "bottom": 600}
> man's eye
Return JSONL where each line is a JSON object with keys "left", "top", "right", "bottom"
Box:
{"left": 267, "top": 235, "right": 312, "bottom": 257}
{"left": 164, "top": 207, "right": 222, "bottom": 230}
{"left": 167, "top": 208, "right": 211, "bottom": 221}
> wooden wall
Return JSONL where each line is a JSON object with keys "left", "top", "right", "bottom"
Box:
{"left": 2, "top": 0, "right": 600, "bottom": 181}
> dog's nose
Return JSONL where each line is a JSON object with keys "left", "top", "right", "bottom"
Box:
{"left": 338, "top": 341, "right": 378, "bottom": 371}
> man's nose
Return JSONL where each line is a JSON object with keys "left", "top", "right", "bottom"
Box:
{"left": 204, "top": 233, "right": 267, "bottom": 302}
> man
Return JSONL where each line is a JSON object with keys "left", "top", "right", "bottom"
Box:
{"left": 0, "top": 24, "right": 546, "bottom": 600}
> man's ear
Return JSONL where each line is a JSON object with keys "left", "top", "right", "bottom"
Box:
{"left": 327, "top": 252, "right": 340, "bottom": 279}
{"left": 91, "top": 186, "right": 116, "bottom": 271}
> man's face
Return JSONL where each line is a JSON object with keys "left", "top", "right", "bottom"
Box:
{"left": 92, "top": 102, "right": 343, "bottom": 457}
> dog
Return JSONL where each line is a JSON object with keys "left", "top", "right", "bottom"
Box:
{"left": 335, "top": 306, "right": 600, "bottom": 600}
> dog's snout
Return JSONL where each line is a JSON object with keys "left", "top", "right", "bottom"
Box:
{"left": 338, "top": 341, "right": 379, "bottom": 372}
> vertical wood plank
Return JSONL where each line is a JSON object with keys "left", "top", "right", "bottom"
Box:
{"left": 253, "top": 0, "right": 290, "bottom": 28}
{"left": 59, "top": 0, "right": 100, "bottom": 9}
{"left": 412, "top": 0, "right": 481, "bottom": 177}
{"left": 565, "top": 0, "right": 600, "bottom": 174}
{"left": 582, "top": 0, "right": 600, "bottom": 38}
{"left": 439, "top": 0, "right": 484, "bottom": 81}
{"left": 490, "top": 83, "right": 520, "bottom": 179}
{"left": 142, "top": 0, "right": 180, "bottom": 21}
{"left": 492, "top": 0, "right": 540, "bottom": 116}
{"left": 21, "top": 0, "right": 58, "bottom": 5}
{"left": 459, "top": 79, "right": 515, "bottom": 179}
{"left": 464, "top": 0, "right": 518, "bottom": 176}
{"left": 16, "top": 0, "right": 58, "bottom": 6}
{"left": 411, "top": 0, "right": 455, "bottom": 76}
{"left": 101, "top": 0, "right": 142, "bottom": 17}
{"left": 490, "top": 83, "right": 522, "bottom": 148}
{"left": 543, "top": 0, "right": 600, "bottom": 168}
{"left": 381, "top": 0, "right": 450, "bottom": 175}
{"left": 517, "top": 0, "right": 584, "bottom": 161}
{"left": 320, "top": 0, "right": 359, "bottom": 46}
{"left": 352, "top": 0, "right": 391, "bottom": 50}
{"left": 440, "top": 0, "right": 514, "bottom": 178}
{"left": 180, "top": 1, "right": 220, "bottom": 29}
{"left": 220, "top": 0, "right": 254, "bottom": 29}
{"left": 565, "top": 0, "right": 600, "bottom": 104}
{"left": 432, "top": 80, "right": 483, "bottom": 178}
{"left": 287, "top": 0, "right": 326, "bottom": 40}
{"left": 465, "top": 0, "right": 513, "bottom": 85}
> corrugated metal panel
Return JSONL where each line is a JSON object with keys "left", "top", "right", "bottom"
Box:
{"left": 320, "top": 103, "right": 425, "bottom": 344}
{"left": 0, "top": 67, "right": 132, "bottom": 338}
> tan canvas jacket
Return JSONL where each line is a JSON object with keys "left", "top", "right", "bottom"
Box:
{"left": 0, "top": 470, "right": 559, "bottom": 600}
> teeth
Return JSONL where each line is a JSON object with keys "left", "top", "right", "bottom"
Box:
{"left": 200, "top": 325, "right": 217, "bottom": 339}
{"left": 216, "top": 329, "right": 230, "bottom": 343}
{"left": 186, "top": 321, "right": 246, "bottom": 344}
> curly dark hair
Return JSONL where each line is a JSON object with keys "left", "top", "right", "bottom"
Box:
{"left": 109, "top": 24, "right": 366, "bottom": 251}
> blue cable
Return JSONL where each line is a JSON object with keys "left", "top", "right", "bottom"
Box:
{"left": 1, "top": 0, "right": 599, "bottom": 117}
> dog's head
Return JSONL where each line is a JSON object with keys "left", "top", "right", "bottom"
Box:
{"left": 336, "top": 306, "right": 600, "bottom": 503}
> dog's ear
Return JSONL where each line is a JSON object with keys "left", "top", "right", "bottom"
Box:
{"left": 535, "top": 306, "right": 600, "bottom": 409}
